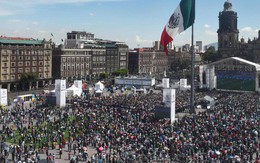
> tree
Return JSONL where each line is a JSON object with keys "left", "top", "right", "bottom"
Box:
{"left": 99, "top": 72, "right": 109, "bottom": 80}
{"left": 203, "top": 46, "right": 221, "bottom": 63}
{"left": 170, "top": 58, "right": 190, "bottom": 72}
{"left": 19, "top": 72, "right": 38, "bottom": 90}
{"left": 112, "top": 69, "right": 128, "bottom": 76}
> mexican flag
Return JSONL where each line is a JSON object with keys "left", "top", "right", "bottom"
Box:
{"left": 160, "top": 0, "right": 195, "bottom": 55}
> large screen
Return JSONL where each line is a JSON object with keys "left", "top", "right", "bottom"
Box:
{"left": 216, "top": 70, "right": 255, "bottom": 91}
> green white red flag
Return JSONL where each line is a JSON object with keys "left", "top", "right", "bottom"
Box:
{"left": 160, "top": 0, "right": 195, "bottom": 55}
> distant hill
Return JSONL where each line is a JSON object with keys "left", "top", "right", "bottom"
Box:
{"left": 205, "top": 42, "right": 218, "bottom": 50}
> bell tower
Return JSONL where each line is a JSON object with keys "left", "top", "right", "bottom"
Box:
{"left": 217, "top": 0, "right": 239, "bottom": 57}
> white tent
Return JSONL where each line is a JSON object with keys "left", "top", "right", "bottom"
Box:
{"left": 95, "top": 81, "right": 105, "bottom": 91}
{"left": 66, "top": 85, "right": 81, "bottom": 96}
{"left": 95, "top": 90, "right": 103, "bottom": 93}
{"left": 203, "top": 95, "right": 215, "bottom": 107}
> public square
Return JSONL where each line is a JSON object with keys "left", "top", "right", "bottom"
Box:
{"left": 0, "top": 85, "right": 259, "bottom": 163}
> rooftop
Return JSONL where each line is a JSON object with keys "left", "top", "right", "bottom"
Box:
{"left": 0, "top": 36, "right": 43, "bottom": 45}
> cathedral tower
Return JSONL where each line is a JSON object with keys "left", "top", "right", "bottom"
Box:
{"left": 217, "top": 0, "right": 239, "bottom": 57}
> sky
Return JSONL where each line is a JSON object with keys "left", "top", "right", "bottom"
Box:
{"left": 0, "top": 0, "right": 259, "bottom": 49}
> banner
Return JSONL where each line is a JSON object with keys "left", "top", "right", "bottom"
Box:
{"left": 0, "top": 89, "right": 7, "bottom": 106}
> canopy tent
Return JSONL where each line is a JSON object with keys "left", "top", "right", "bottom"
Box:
{"left": 95, "top": 81, "right": 105, "bottom": 91}
{"left": 203, "top": 95, "right": 214, "bottom": 103}
{"left": 66, "top": 84, "right": 81, "bottom": 96}
{"left": 203, "top": 95, "right": 215, "bottom": 108}
{"left": 95, "top": 89, "right": 103, "bottom": 93}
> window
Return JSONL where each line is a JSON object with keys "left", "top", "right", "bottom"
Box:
{"left": 11, "top": 76, "right": 15, "bottom": 80}
{"left": 19, "top": 62, "right": 23, "bottom": 66}
{"left": 120, "top": 56, "right": 126, "bottom": 60}
{"left": 11, "top": 68, "right": 15, "bottom": 73}
{"left": 39, "top": 62, "right": 43, "bottom": 66}
{"left": 18, "top": 68, "right": 23, "bottom": 73}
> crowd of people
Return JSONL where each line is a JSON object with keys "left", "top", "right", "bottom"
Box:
{"left": 0, "top": 87, "right": 259, "bottom": 162}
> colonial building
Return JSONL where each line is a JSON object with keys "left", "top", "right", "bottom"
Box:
{"left": 217, "top": 0, "right": 239, "bottom": 58}
{"left": 99, "top": 40, "right": 128, "bottom": 74}
{"left": 128, "top": 48, "right": 168, "bottom": 76}
{"left": 52, "top": 44, "right": 92, "bottom": 81}
{"left": 0, "top": 36, "right": 52, "bottom": 91}
{"left": 217, "top": 0, "right": 260, "bottom": 62}
{"left": 53, "top": 31, "right": 128, "bottom": 81}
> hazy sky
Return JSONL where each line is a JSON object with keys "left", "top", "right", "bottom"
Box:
{"left": 0, "top": 0, "right": 259, "bottom": 48}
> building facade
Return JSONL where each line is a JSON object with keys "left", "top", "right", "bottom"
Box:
{"left": 53, "top": 31, "right": 128, "bottom": 81}
{"left": 0, "top": 36, "right": 52, "bottom": 91}
{"left": 217, "top": 0, "right": 239, "bottom": 58}
{"left": 196, "top": 41, "right": 203, "bottom": 52}
{"left": 52, "top": 45, "right": 92, "bottom": 81}
{"left": 65, "top": 31, "right": 95, "bottom": 49}
{"left": 217, "top": 0, "right": 260, "bottom": 63}
{"left": 128, "top": 48, "right": 168, "bottom": 76}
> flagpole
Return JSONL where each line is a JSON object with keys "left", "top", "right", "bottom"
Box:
{"left": 190, "top": 24, "right": 195, "bottom": 114}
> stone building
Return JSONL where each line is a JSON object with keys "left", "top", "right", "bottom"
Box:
{"left": 217, "top": 0, "right": 260, "bottom": 62}
{"left": 128, "top": 48, "right": 168, "bottom": 76}
{"left": 0, "top": 36, "right": 52, "bottom": 91}
{"left": 52, "top": 31, "right": 128, "bottom": 81}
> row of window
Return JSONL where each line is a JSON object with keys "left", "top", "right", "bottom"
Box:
{"left": 4, "top": 67, "right": 49, "bottom": 73}
{"left": 7, "top": 61, "right": 48, "bottom": 67}
{"left": 63, "top": 64, "right": 90, "bottom": 71}
{"left": 3, "top": 56, "right": 46, "bottom": 60}
{"left": 93, "top": 57, "right": 105, "bottom": 62}
{"left": 62, "top": 57, "right": 91, "bottom": 62}
{"left": 1, "top": 49, "right": 51, "bottom": 55}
